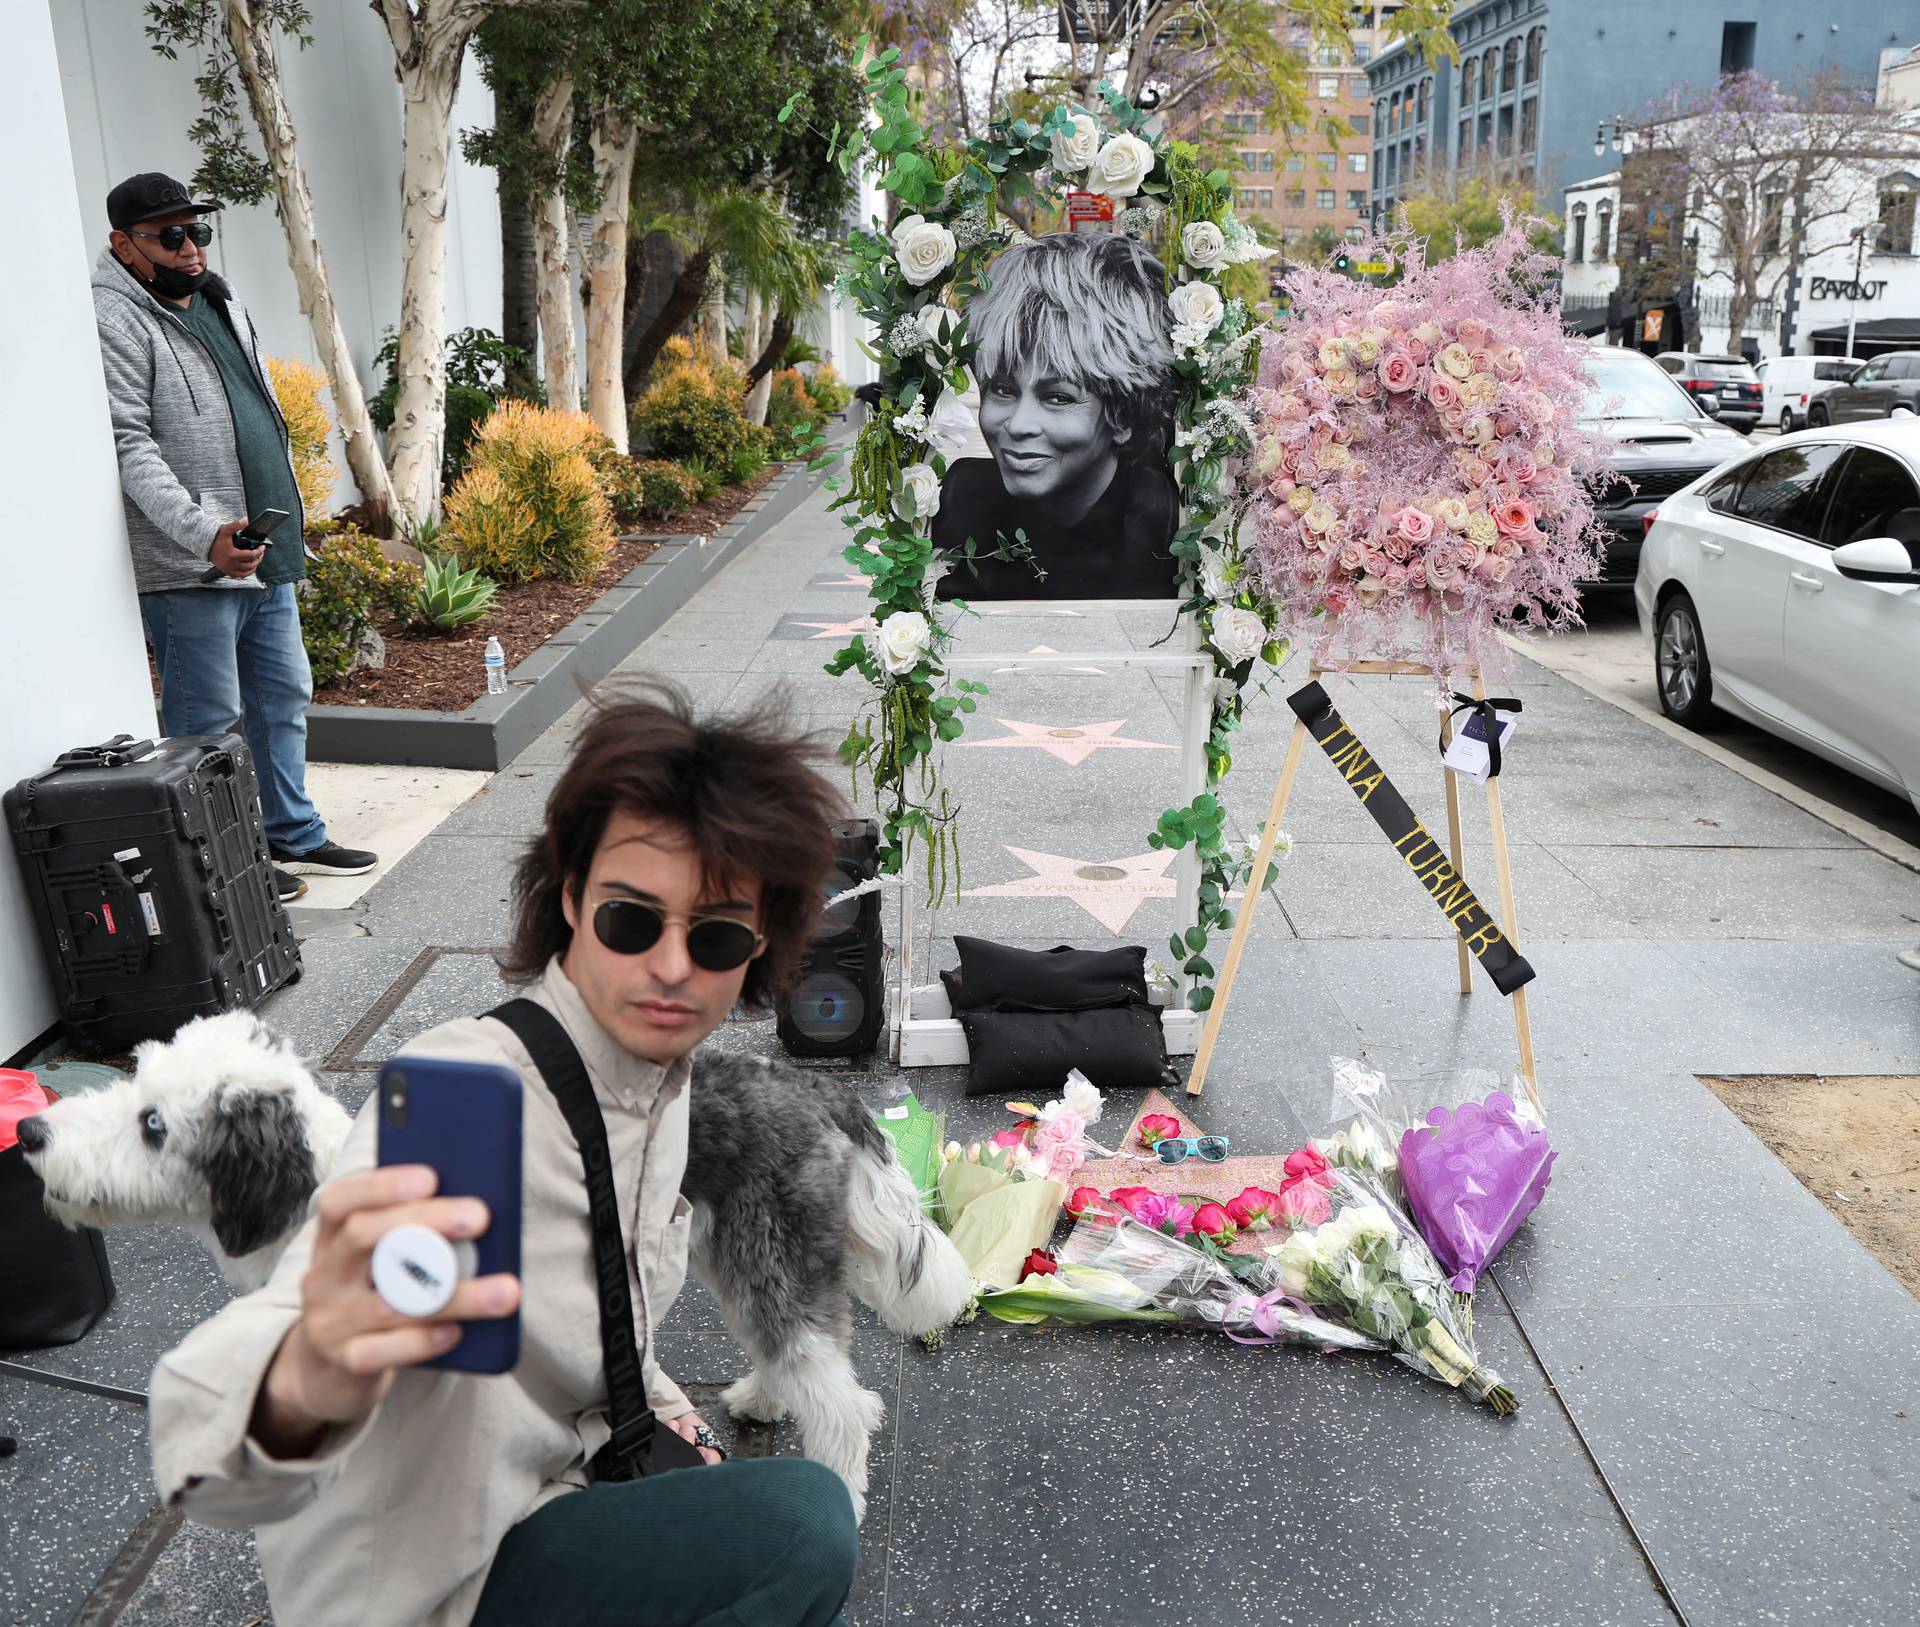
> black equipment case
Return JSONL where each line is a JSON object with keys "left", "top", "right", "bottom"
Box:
{"left": 4, "top": 733, "right": 301, "bottom": 1053}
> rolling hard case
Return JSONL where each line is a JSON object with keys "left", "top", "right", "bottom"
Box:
{"left": 4, "top": 733, "right": 301, "bottom": 1053}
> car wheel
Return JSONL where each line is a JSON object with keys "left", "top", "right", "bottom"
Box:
{"left": 1656, "top": 591, "right": 1716, "bottom": 729}
{"left": 1779, "top": 407, "right": 1796, "bottom": 434}
{"left": 1808, "top": 402, "right": 1831, "bottom": 428}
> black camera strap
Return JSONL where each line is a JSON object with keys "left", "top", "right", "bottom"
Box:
{"left": 485, "top": 998, "right": 692, "bottom": 1481}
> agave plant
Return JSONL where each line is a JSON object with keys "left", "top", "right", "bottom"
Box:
{"left": 413, "top": 552, "right": 498, "bottom": 631}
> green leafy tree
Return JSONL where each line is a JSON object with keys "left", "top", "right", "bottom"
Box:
{"left": 1398, "top": 169, "right": 1560, "bottom": 262}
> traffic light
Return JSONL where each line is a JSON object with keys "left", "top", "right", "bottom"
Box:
{"left": 1333, "top": 250, "right": 1352, "bottom": 274}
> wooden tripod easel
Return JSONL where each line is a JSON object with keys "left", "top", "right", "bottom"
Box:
{"left": 1185, "top": 661, "right": 1539, "bottom": 1107}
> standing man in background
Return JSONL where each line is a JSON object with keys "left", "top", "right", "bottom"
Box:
{"left": 91, "top": 172, "right": 376, "bottom": 903}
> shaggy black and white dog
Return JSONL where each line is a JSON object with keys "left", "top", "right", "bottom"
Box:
{"left": 684, "top": 1053, "right": 972, "bottom": 1521}
{"left": 15, "top": 1010, "right": 353, "bottom": 1290}
{"left": 21, "top": 1015, "right": 969, "bottom": 1520}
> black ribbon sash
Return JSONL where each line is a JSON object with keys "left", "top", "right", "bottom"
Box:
{"left": 1441, "top": 692, "right": 1523, "bottom": 779}
{"left": 1288, "top": 682, "right": 1536, "bottom": 997}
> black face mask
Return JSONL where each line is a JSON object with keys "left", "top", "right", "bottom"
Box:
{"left": 128, "top": 243, "right": 211, "bottom": 298}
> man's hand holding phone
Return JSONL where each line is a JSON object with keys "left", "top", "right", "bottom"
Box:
{"left": 208, "top": 515, "right": 265, "bottom": 579}
{"left": 252, "top": 1165, "right": 521, "bottom": 1457}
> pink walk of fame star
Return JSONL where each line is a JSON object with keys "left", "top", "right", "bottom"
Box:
{"left": 960, "top": 718, "right": 1176, "bottom": 767}
{"left": 962, "top": 846, "right": 1177, "bottom": 932}
{"left": 790, "top": 615, "right": 876, "bottom": 639}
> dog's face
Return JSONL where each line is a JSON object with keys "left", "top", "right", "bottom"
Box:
{"left": 20, "top": 1010, "right": 325, "bottom": 1261}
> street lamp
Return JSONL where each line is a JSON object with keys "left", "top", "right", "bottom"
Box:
{"left": 1844, "top": 224, "right": 1868, "bottom": 360}
{"left": 1593, "top": 116, "right": 1638, "bottom": 159}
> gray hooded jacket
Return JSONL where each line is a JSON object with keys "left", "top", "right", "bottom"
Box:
{"left": 91, "top": 249, "right": 305, "bottom": 594}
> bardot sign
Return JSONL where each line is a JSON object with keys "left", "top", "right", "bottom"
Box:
{"left": 1809, "top": 276, "right": 1890, "bottom": 300}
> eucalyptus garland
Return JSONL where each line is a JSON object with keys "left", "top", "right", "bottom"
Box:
{"left": 785, "top": 50, "right": 1290, "bottom": 1009}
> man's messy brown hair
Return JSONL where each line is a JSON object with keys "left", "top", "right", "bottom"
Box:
{"left": 500, "top": 682, "right": 844, "bottom": 1009}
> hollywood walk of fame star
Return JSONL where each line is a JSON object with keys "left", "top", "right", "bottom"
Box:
{"left": 786, "top": 614, "right": 876, "bottom": 639}
{"left": 962, "top": 846, "right": 1177, "bottom": 932}
{"left": 960, "top": 718, "right": 1176, "bottom": 767}
{"left": 992, "top": 645, "right": 1107, "bottom": 676}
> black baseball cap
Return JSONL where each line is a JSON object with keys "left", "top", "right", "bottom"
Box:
{"left": 107, "top": 173, "right": 221, "bottom": 234}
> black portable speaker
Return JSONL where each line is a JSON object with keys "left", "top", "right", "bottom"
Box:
{"left": 776, "top": 818, "right": 885, "bottom": 1058}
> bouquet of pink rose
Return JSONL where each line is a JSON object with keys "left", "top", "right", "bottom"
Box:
{"left": 1246, "top": 220, "right": 1614, "bottom": 684}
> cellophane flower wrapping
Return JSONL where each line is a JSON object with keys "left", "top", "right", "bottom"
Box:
{"left": 982, "top": 1201, "right": 1382, "bottom": 1352}
{"left": 1266, "top": 1166, "right": 1520, "bottom": 1413}
{"left": 1398, "top": 1090, "right": 1555, "bottom": 1294}
{"left": 1316, "top": 1056, "right": 1554, "bottom": 1293}
{"left": 1244, "top": 218, "right": 1614, "bottom": 689}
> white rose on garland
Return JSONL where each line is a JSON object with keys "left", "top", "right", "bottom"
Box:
{"left": 895, "top": 462, "right": 943, "bottom": 523}
{"left": 1209, "top": 605, "right": 1267, "bottom": 665}
{"left": 1181, "top": 220, "right": 1228, "bottom": 272}
{"left": 1197, "top": 544, "right": 1235, "bottom": 602}
{"left": 872, "top": 610, "right": 932, "bottom": 677}
{"left": 1049, "top": 113, "right": 1102, "bottom": 174}
{"left": 1085, "top": 133, "right": 1155, "bottom": 199}
{"left": 1169, "top": 279, "right": 1225, "bottom": 336}
{"left": 891, "top": 215, "right": 957, "bottom": 287}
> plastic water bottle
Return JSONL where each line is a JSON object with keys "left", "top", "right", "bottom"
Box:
{"left": 483, "top": 635, "right": 507, "bottom": 695}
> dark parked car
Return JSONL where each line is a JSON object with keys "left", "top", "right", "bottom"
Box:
{"left": 1807, "top": 351, "right": 1920, "bottom": 425}
{"left": 1653, "top": 352, "right": 1764, "bottom": 430}
{"left": 1579, "top": 346, "right": 1751, "bottom": 586}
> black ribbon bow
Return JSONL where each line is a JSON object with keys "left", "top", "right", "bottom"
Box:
{"left": 1443, "top": 693, "right": 1522, "bottom": 779}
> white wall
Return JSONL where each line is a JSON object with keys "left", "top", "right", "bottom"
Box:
{"left": 51, "top": 0, "right": 503, "bottom": 508}
{"left": 0, "top": 0, "right": 161, "bottom": 1059}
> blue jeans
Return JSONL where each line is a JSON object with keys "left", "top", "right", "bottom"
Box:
{"left": 139, "top": 584, "right": 327, "bottom": 854}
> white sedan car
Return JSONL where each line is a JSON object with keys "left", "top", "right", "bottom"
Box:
{"left": 1635, "top": 420, "right": 1920, "bottom": 814}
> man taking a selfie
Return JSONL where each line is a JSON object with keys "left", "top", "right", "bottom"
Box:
{"left": 147, "top": 690, "right": 859, "bottom": 1626}
{"left": 92, "top": 171, "right": 376, "bottom": 903}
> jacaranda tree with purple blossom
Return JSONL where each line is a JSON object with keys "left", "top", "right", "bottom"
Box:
{"left": 1616, "top": 70, "right": 1920, "bottom": 352}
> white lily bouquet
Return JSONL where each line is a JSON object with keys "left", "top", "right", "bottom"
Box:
{"left": 1265, "top": 1165, "right": 1520, "bottom": 1414}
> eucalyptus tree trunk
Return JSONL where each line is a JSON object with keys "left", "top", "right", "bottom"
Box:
{"left": 741, "top": 287, "right": 771, "bottom": 423}
{"left": 582, "top": 103, "right": 638, "bottom": 449}
{"left": 377, "top": 0, "right": 488, "bottom": 521}
{"left": 700, "top": 259, "right": 728, "bottom": 355}
{"left": 220, "top": 0, "right": 398, "bottom": 524}
{"left": 531, "top": 68, "right": 579, "bottom": 410}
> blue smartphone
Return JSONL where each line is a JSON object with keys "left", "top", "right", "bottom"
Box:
{"left": 376, "top": 1054, "right": 523, "bottom": 1374}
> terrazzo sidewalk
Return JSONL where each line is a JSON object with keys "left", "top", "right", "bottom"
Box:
{"left": 6, "top": 468, "right": 1919, "bottom": 1627}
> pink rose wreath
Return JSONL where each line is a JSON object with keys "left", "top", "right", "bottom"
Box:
{"left": 1245, "top": 221, "right": 1615, "bottom": 688}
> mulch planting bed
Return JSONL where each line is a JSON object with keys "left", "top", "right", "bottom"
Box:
{"left": 295, "top": 462, "right": 781, "bottom": 714}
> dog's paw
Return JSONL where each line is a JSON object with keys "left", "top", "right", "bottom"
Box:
{"left": 721, "top": 1372, "right": 787, "bottom": 1424}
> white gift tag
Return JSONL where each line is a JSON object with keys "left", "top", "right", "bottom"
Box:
{"left": 1442, "top": 708, "right": 1519, "bottom": 785}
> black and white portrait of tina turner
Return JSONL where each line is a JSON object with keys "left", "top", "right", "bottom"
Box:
{"left": 932, "top": 232, "right": 1180, "bottom": 601}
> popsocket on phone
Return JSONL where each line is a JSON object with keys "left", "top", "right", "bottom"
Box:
{"left": 371, "top": 1225, "right": 477, "bottom": 1318}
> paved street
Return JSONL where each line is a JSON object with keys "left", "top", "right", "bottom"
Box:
{"left": 7, "top": 468, "right": 1920, "bottom": 1627}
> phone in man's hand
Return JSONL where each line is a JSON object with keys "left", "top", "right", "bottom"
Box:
{"left": 200, "top": 506, "right": 293, "bottom": 583}
{"left": 376, "top": 1055, "right": 523, "bottom": 1373}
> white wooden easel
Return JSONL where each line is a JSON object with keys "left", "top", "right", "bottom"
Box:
{"left": 1183, "top": 660, "right": 1540, "bottom": 1106}
{"left": 890, "top": 603, "right": 1216, "bottom": 1068}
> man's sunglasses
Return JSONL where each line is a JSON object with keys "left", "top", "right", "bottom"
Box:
{"left": 131, "top": 222, "right": 214, "bottom": 251}
{"left": 591, "top": 897, "right": 763, "bottom": 972}
{"left": 1153, "top": 1135, "right": 1229, "bottom": 1166}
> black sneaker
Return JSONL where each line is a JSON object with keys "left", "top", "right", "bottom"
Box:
{"left": 273, "top": 867, "right": 309, "bottom": 903}
{"left": 270, "top": 840, "right": 379, "bottom": 877}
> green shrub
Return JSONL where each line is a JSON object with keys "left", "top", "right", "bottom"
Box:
{"left": 809, "top": 362, "right": 852, "bottom": 416}
{"left": 634, "top": 459, "right": 704, "bottom": 516}
{"left": 727, "top": 438, "right": 769, "bottom": 486}
{"left": 300, "top": 529, "right": 420, "bottom": 685}
{"left": 781, "top": 337, "right": 823, "bottom": 368}
{"left": 442, "top": 401, "right": 615, "bottom": 583}
{"left": 412, "top": 553, "right": 498, "bottom": 631}
{"left": 677, "top": 455, "right": 722, "bottom": 499}
{"left": 766, "top": 368, "right": 825, "bottom": 444}
{"left": 632, "top": 366, "right": 754, "bottom": 467}
{"left": 368, "top": 326, "right": 545, "bottom": 491}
